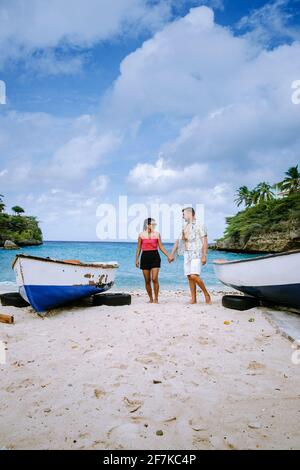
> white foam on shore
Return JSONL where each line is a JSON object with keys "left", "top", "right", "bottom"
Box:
{"left": 0, "top": 281, "right": 17, "bottom": 294}
{"left": 0, "top": 281, "right": 234, "bottom": 296}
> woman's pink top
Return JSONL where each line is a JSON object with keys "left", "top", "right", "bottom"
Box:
{"left": 141, "top": 236, "right": 159, "bottom": 251}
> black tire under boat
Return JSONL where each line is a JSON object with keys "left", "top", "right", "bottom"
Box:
{"left": 222, "top": 294, "right": 260, "bottom": 311}
{"left": 0, "top": 292, "right": 30, "bottom": 308}
{"left": 93, "top": 293, "right": 132, "bottom": 307}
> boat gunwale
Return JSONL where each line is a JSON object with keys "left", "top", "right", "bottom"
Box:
{"left": 213, "top": 249, "right": 300, "bottom": 266}
{"left": 12, "top": 254, "right": 119, "bottom": 270}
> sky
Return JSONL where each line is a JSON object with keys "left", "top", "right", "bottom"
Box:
{"left": 0, "top": 0, "right": 300, "bottom": 242}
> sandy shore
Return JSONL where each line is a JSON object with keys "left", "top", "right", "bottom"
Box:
{"left": 0, "top": 289, "right": 299, "bottom": 450}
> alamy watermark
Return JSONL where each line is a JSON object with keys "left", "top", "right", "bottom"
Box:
{"left": 96, "top": 196, "right": 205, "bottom": 241}
{"left": 291, "top": 80, "right": 300, "bottom": 105}
{"left": 0, "top": 340, "right": 6, "bottom": 365}
{"left": 0, "top": 80, "right": 6, "bottom": 105}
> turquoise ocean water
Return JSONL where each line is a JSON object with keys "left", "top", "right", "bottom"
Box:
{"left": 0, "top": 241, "right": 262, "bottom": 290}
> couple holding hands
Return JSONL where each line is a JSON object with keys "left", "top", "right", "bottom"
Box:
{"left": 135, "top": 207, "right": 212, "bottom": 305}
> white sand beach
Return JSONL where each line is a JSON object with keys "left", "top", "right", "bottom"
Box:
{"left": 0, "top": 289, "right": 300, "bottom": 450}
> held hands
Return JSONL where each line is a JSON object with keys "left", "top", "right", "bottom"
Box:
{"left": 168, "top": 255, "right": 175, "bottom": 263}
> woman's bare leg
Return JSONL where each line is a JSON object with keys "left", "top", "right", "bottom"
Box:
{"left": 187, "top": 275, "right": 197, "bottom": 304}
{"left": 151, "top": 268, "right": 160, "bottom": 303}
{"left": 142, "top": 269, "right": 153, "bottom": 302}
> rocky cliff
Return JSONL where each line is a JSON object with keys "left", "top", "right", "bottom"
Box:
{"left": 212, "top": 224, "right": 300, "bottom": 253}
{"left": 212, "top": 193, "right": 300, "bottom": 253}
{"left": 0, "top": 214, "right": 43, "bottom": 248}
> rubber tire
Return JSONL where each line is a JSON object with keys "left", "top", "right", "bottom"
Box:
{"left": 0, "top": 292, "right": 30, "bottom": 308}
{"left": 222, "top": 294, "right": 260, "bottom": 311}
{"left": 93, "top": 293, "right": 131, "bottom": 307}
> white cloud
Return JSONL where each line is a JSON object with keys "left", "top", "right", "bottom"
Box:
{"left": 90, "top": 174, "right": 110, "bottom": 193}
{"left": 0, "top": 110, "right": 120, "bottom": 187}
{"left": 49, "top": 128, "right": 121, "bottom": 181}
{"left": 0, "top": 106, "right": 118, "bottom": 239}
{"left": 99, "top": 4, "right": 299, "bottom": 240}
{"left": 236, "top": 0, "right": 300, "bottom": 46}
{"left": 128, "top": 157, "right": 209, "bottom": 194}
{"left": 0, "top": 169, "right": 8, "bottom": 177}
{"left": 2, "top": 3, "right": 300, "bottom": 241}
{"left": 0, "top": 0, "right": 172, "bottom": 72}
{"left": 23, "top": 50, "right": 85, "bottom": 76}
{"left": 110, "top": 5, "right": 300, "bottom": 190}
{"left": 102, "top": 6, "right": 256, "bottom": 124}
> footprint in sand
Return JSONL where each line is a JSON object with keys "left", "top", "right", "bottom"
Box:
{"left": 255, "top": 335, "right": 272, "bottom": 346}
{"left": 5, "top": 378, "right": 33, "bottom": 393}
{"left": 111, "top": 363, "right": 128, "bottom": 370}
{"left": 94, "top": 388, "right": 106, "bottom": 399}
{"left": 107, "top": 423, "right": 144, "bottom": 448}
{"left": 123, "top": 396, "right": 143, "bottom": 413}
{"left": 247, "top": 361, "right": 266, "bottom": 370}
{"left": 192, "top": 435, "right": 212, "bottom": 449}
{"left": 135, "top": 352, "right": 162, "bottom": 365}
{"left": 197, "top": 336, "right": 216, "bottom": 346}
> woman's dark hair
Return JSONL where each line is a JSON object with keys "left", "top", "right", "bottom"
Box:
{"left": 143, "top": 217, "right": 155, "bottom": 230}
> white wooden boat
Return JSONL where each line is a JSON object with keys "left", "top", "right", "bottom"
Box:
{"left": 213, "top": 250, "right": 300, "bottom": 310}
{"left": 12, "top": 254, "right": 118, "bottom": 313}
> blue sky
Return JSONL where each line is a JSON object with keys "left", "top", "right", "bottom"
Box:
{"left": 0, "top": 0, "right": 300, "bottom": 242}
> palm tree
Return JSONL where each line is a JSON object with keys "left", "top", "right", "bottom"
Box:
{"left": 274, "top": 165, "right": 300, "bottom": 195}
{"left": 0, "top": 194, "right": 5, "bottom": 213}
{"left": 12, "top": 205, "right": 25, "bottom": 216}
{"left": 234, "top": 186, "right": 252, "bottom": 207}
{"left": 253, "top": 182, "right": 275, "bottom": 204}
{"left": 249, "top": 189, "right": 259, "bottom": 206}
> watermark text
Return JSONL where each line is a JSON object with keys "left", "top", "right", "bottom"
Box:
{"left": 96, "top": 196, "right": 205, "bottom": 241}
{"left": 0, "top": 80, "right": 6, "bottom": 105}
{"left": 291, "top": 80, "right": 300, "bottom": 105}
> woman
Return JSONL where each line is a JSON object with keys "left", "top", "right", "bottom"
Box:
{"left": 136, "top": 218, "right": 171, "bottom": 303}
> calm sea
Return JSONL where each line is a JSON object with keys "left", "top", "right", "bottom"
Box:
{"left": 0, "top": 241, "right": 262, "bottom": 290}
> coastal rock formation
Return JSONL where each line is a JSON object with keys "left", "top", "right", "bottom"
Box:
{"left": 0, "top": 214, "right": 43, "bottom": 248}
{"left": 4, "top": 239, "right": 19, "bottom": 250}
{"left": 212, "top": 225, "right": 300, "bottom": 253}
{"left": 212, "top": 190, "right": 300, "bottom": 254}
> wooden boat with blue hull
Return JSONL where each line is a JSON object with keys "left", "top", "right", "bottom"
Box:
{"left": 12, "top": 254, "right": 119, "bottom": 313}
{"left": 213, "top": 250, "right": 300, "bottom": 310}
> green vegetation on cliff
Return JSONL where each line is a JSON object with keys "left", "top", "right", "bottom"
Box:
{"left": 215, "top": 166, "right": 300, "bottom": 253}
{"left": 0, "top": 195, "right": 43, "bottom": 247}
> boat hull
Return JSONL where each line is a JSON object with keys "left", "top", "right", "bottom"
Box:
{"left": 13, "top": 255, "right": 118, "bottom": 313}
{"left": 213, "top": 250, "right": 300, "bottom": 310}
{"left": 221, "top": 282, "right": 300, "bottom": 309}
{"left": 22, "top": 283, "right": 113, "bottom": 312}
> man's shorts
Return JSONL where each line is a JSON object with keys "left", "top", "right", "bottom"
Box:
{"left": 184, "top": 253, "right": 201, "bottom": 276}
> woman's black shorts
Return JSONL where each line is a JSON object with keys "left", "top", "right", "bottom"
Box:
{"left": 140, "top": 250, "right": 161, "bottom": 270}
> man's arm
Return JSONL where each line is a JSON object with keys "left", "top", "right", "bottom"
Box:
{"left": 201, "top": 235, "right": 208, "bottom": 265}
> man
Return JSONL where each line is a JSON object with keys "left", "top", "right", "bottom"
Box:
{"left": 169, "top": 207, "right": 212, "bottom": 305}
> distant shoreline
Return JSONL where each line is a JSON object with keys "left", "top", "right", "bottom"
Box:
{"left": 43, "top": 240, "right": 274, "bottom": 255}
{"left": 43, "top": 240, "right": 172, "bottom": 244}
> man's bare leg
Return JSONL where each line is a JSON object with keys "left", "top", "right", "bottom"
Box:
{"left": 142, "top": 269, "right": 153, "bottom": 303}
{"left": 190, "top": 274, "right": 212, "bottom": 304}
{"left": 187, "top": 275, "right": 197, "bottom": 304}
